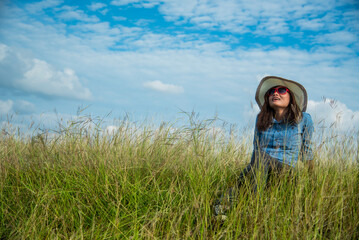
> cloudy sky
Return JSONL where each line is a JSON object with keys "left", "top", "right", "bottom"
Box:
{"left": 0, "top": 0, "right": 358, "bottom": 132}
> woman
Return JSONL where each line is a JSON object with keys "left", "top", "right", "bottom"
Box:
{"left": 214, "top": 76, "right": 314, "bottom": 217}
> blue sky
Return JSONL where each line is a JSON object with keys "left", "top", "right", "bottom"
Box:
{"left": 0, "top": 0, "right": 359, "bottom": 132}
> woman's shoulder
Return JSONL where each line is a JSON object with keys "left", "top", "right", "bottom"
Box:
{"left": 301, "top": 112, "right": 314, "bottom": 126}
{"left": 302, "top": 112, "right": 312, "bottom": 120}
{"left": 302, "top": 112, "right": 312, "bottom": 119}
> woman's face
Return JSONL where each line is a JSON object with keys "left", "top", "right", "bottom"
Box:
{"left": 268, "top": 86, "right": 291, "bottom": 111}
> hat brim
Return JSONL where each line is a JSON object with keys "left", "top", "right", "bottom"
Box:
{"left": 255, "top": 76, "right": 307, "bottom": 112}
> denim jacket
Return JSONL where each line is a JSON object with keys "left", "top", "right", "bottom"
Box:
{"left": 252, "top": 112, "right": 314, "bottom": 167}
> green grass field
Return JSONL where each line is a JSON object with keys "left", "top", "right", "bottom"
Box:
{"left": 1, "top": 116, "right": 358, "bottom": 239}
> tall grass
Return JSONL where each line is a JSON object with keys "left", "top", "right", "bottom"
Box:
{"left": 0, "top": 114, "right": 358, "bottom": 239}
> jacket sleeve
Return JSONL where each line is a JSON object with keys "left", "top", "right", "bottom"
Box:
{"left": 301, "top": 113, "right": 314, "bottom": 161}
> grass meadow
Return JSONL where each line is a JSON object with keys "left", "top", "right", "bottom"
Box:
{"left": 1, "top": 114, "right": 358, "bottom": 239}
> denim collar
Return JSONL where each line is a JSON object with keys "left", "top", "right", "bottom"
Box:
{"left": 272, "top": 118, "right": 283, "bottom": 124}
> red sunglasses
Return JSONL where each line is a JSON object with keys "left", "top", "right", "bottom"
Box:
{"left": 268, "top": 87, "right": 290, "bottom": 96}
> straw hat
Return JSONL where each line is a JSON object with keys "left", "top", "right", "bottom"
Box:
{"left": 255, "top": 76, "right": 308, "bottom": 112}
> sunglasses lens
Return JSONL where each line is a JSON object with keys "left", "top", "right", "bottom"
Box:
{"left": 269, "top": 89, "right": 275, "bottom": 95}
{"left": 278, "top": 87, "right": 287, "bottom": 94}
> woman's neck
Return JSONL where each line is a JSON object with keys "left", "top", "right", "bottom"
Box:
{"left": 274, "top": 108, "right": 288, "bottom": 121}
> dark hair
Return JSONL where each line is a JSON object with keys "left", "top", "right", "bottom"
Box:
{"left": 256, "top": 87, "right": 302, "bottom": 132}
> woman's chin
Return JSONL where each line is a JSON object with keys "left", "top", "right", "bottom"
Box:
{"left": 270, "top": 103, "right": 288, "bottom": 110}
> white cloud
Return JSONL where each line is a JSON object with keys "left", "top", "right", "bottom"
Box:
{"left": 112, "top": 16, "right": 127, "bottom": 21}
{"left": 270, "top": 36, "right": 283, "bottom": 43}
{"left": 105, "top": 125, "right": 119, "bottom": 134}
{"left": 314, "top": 31, "right": 358, "bottom": 45}
{"left": 143, "top": 80, "right": 184, "bottom": 94}
{"left": 110, "top": 0, "right": 141, "bottom": 6}
{"left": 158, "top": 0, "right": 202, "bottom": 21}
{"left": 0, "top": 44, "right": 92, "bottom": 100}
{"left": 296, "top": 18, "right": 325, "bottom": 31}
{"left": 190, "top": 16, "right": 216, "bottom": 28}
{"left": 134, "top": 19, "right": 155, "bottom": 27}
{"left": 118, "top": 32, "right": 230, "bottom": 52}
{"left": 23, "top": 59, "right": 92, "bottom": 100}
{"left": 13, "top": 100, "right": 36, "bottom": 114}
{"left": 0, "top": 100, "right": 14, "bottom": 115}
{"left": 0, "top": 99, "right": 35, "bottom": 115}
{"left": 72, "top": 22, "right": 121, "bottom": 35}
{"left": 100, "top": 9, "right": 109, "bottom": 15}
{"left": 57, "top": 6, "right": 100, "bottom": 22}
{"left": 25, "top": 0, "right": 63, "bottom": 14}
{"left": 139, "top": 1, "right": 162, "bottom": 8}
{"left": 307, "top": 98, "right": 359, "bottom": 131}
{"left": 111, "top": 0, "right": 162, "bottom": 8}
{"left": 256, "top": 17, "right": 289, "bottom": 34}
{"left": 88, "top": 2, "right": 107, "bottom": 11}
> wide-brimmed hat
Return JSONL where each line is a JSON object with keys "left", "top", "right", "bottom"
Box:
{"left": 255, "top": 76, "right": 308, "bottom": 112}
